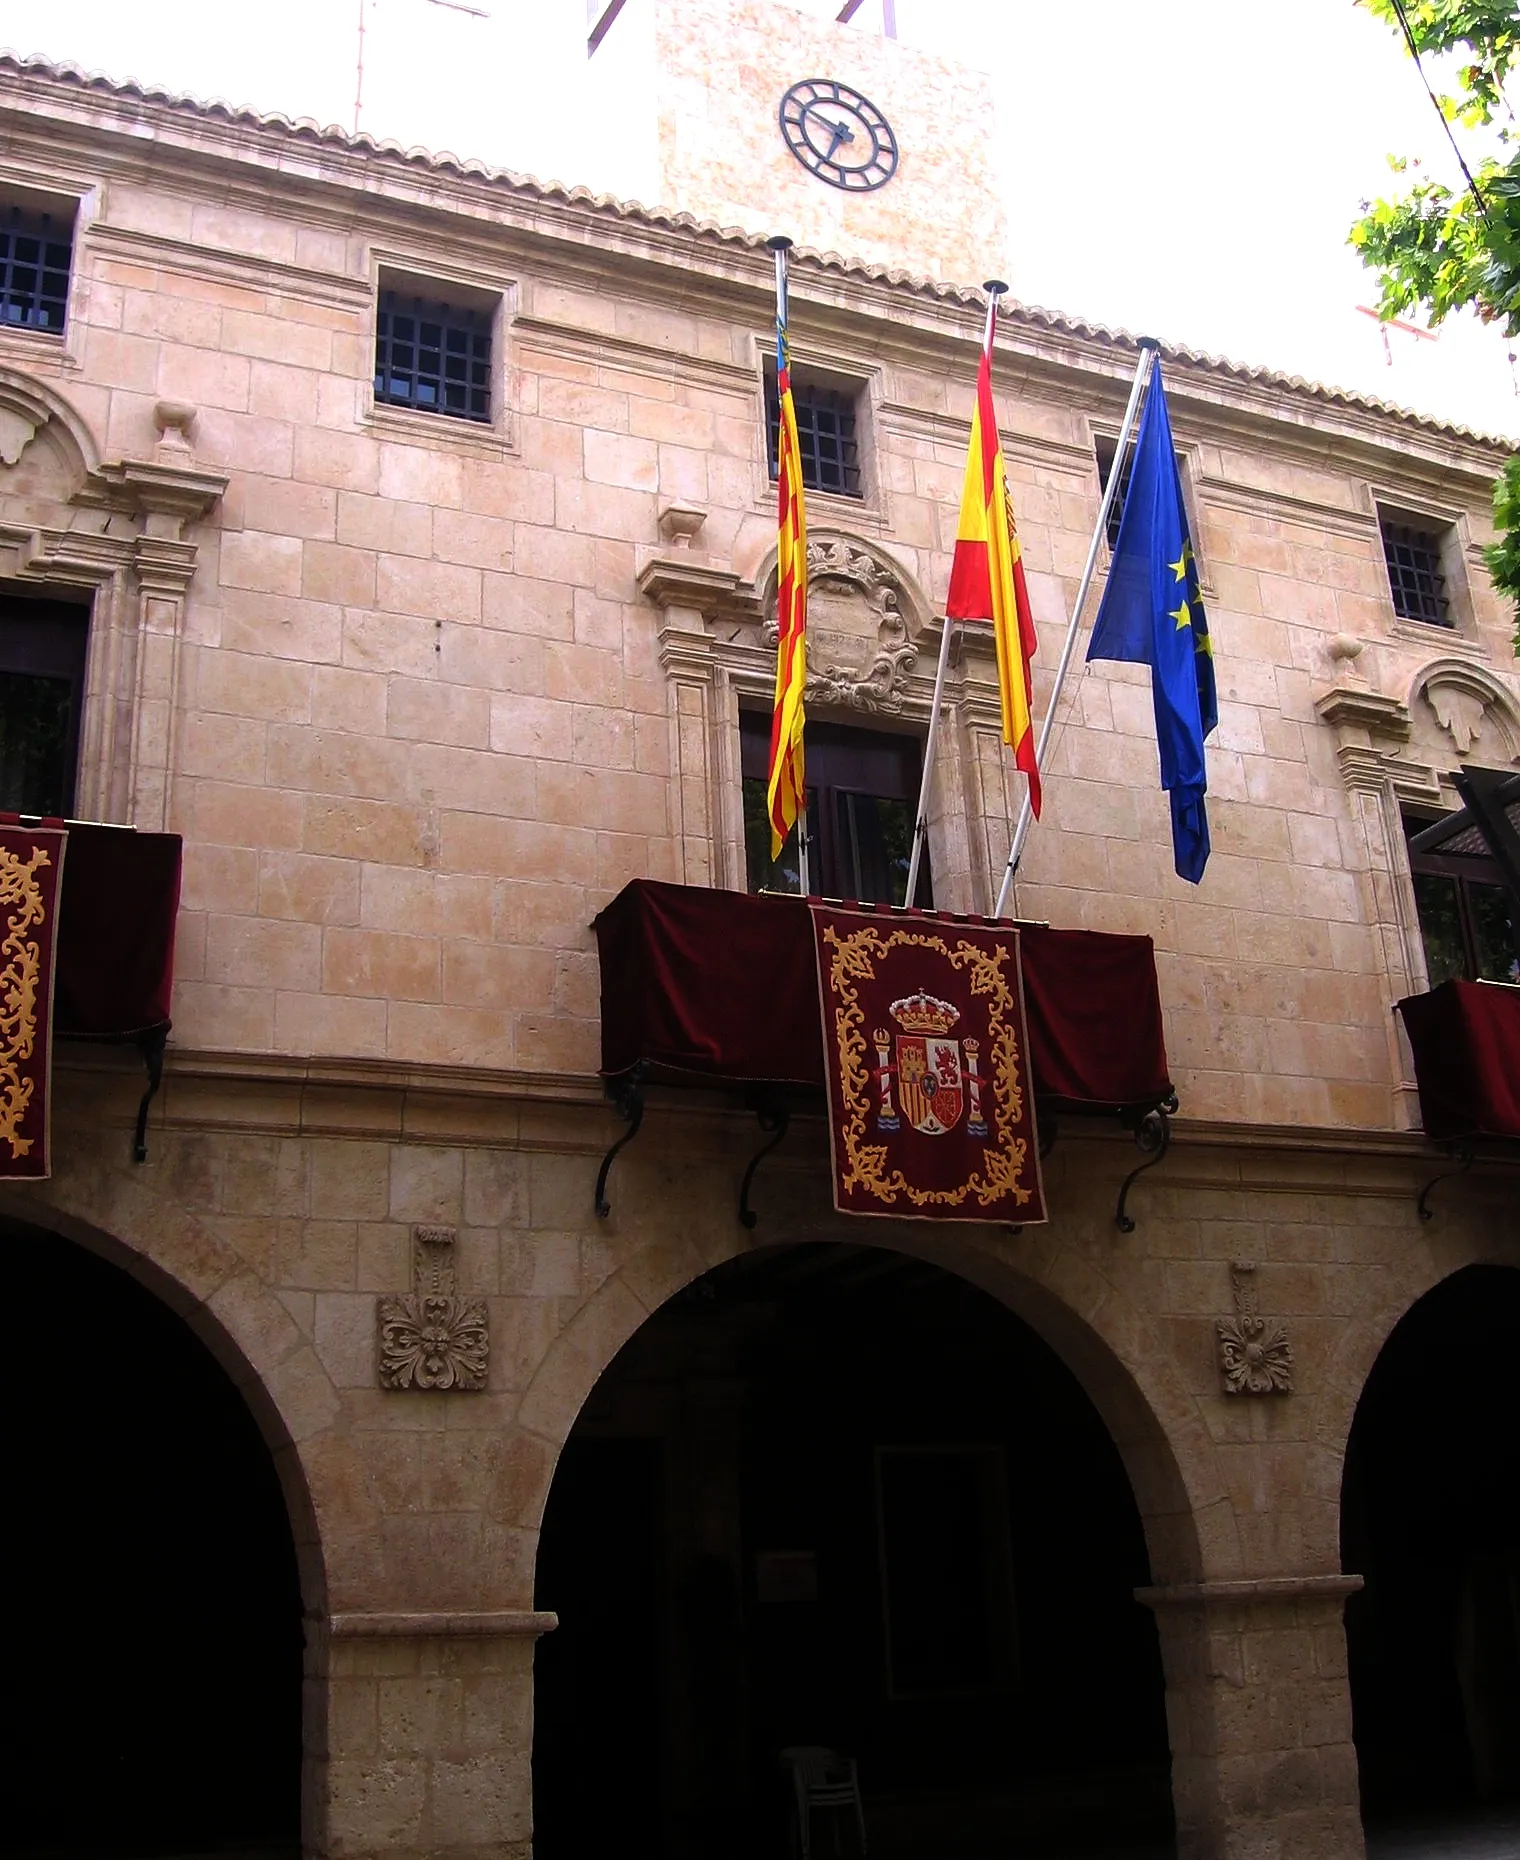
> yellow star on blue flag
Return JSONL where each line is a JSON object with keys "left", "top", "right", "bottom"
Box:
{"left": 1086, "top": 357, "right": 1218, "bottom": 883}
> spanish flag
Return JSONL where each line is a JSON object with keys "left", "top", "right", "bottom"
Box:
{"left": 945, "top": 298, "right": 1041, "bottom": 816}
{"left": 767, "top": 266, "right": 808, "bottom": 860}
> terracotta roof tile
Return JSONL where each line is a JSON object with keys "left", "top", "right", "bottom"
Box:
{"left": 1, "top": 51, "right": 1511, "bottom": 455}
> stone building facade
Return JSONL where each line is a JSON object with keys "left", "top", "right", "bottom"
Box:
{"left": 0, "top": 31, "right": 1517, "bottom": 1860}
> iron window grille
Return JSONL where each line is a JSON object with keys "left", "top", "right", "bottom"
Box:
{"left": 374, "top": 289, "right": 492, "bottom": 423}
{"left": 1094, "top": 432, "right": 1137, "bottom": 550}
{"left": 0, "top": 206, "right": 72, "bottom": 333}
{"left": 765, "top": 371, "right": 863, "bottom": 498}
{"left": 1381, "top": 517, "right": 1451, "bottom": 628}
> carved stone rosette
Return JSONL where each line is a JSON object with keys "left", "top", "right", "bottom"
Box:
{"left": 1215, "top": 1261, "right": 1293, "bottom": 1396}
{"left": 377, "top": 1225, "right": 489, "bottom": 1392}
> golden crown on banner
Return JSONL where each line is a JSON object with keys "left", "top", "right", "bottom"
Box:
{"left": 888, "top": 992, "right": 960, "bottom": 1037}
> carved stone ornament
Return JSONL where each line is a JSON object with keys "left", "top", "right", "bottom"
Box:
{"left": 764, "top": 534, "right": 918, "bottom": 713}
{"left": 377, "top": 1224, "right": 489, "bottom": 1392}
{"left": 1215, "top": 1261, "right": 1293, "bottom": 1396}
{"left": 1415, "top": 661, "right": 1520, "bottom": 764}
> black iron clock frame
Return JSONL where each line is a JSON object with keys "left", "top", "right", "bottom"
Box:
{"left": 778, "top": 78, "right": 899, "bottom": 192}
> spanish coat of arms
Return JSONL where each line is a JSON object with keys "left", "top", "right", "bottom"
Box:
{"left": 809, "top": 905, "right": 1046, "bottom": 1224}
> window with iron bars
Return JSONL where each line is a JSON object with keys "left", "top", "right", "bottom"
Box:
{"left": 765, "top": 370, "right": 864, "bottom": 498}
{"left": 1380, "top": 515, "right": 1452, "bottom": 628}
{"left": 0, "top": 204, "right": 73, "bottom": 334}
{"left": 1093, "top": 432, "right": 1136, "bottom": 550}
{"left": 374, "top": 288, "right": 492, "bottom": 424}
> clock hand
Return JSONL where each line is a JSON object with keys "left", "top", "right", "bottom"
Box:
{"left": 803, "top": 102, "right": 855, "bottom": 161}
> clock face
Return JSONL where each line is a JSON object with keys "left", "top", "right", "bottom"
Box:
{"left": 779, "top": 79, "right": 899, "bottom": 193}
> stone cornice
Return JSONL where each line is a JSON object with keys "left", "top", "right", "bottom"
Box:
{"left": 331, "top": 1610, "right": 558, "bottom": 1638}
{"left": 0, "top": 60, "right": 1511, "bottom": 489}
{"left": 513, "top": 313, "right": 754, "bottom": 394}
{"left": 86, "top": 220, "right": 370, "bottom": 310}
{"left": 1137, "top": 1575, "right": 1364, "bottom": 1609}
{"left": 54, "top": 1045, "right": 1520, "bottom": 1186}
{"left": 85, "top": 458, "right": 229, "bottom": 530}
{"left": 1313, "top": 686, "right": 1412, "bottom": 744}
{"left": 1193, "top": 476, "right": 1377, "bottom": 543}
{"left": 637, "top": 553, "right": 763, "bottom": 627}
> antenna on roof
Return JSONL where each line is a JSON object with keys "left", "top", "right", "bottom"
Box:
{"left": 588, "top": 0, "right": 630, "bottom": 55}
{"left": 837, "top": 0, "right": 897, "bottom": 36}
{"left": 354, "top": 0, "right": 489, "bottom": 132}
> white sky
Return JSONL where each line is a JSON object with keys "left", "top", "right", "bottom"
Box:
{"left": 7, "top": 0, "right": 1519, "bottom": 441}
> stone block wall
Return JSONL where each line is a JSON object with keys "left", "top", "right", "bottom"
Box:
{"left": 2, "top": 64, "right": 1516, "bottom": 1131}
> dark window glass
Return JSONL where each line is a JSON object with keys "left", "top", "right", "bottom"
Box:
{"left": 1405, "top": 812, "right": 1520, "bottom": 984}
{"left": 740, "top": 713, "right": 928, "bottom": 905}
{"left": 1409, "top": 870, "right": 1468, "bottom": 987}
{"left": 1381, "top": 517, "right": 1451, "bottom": 627}
{"left": 765, "top": 372, "right": 863, "bottom": 498}
{"left": 374, "top": 289, "right": 491, "bottom": 423}
{"left": 1469, "top": 882, "right": 1520, "bottom": 983}
{"left": 0, "top": 205, "right": 72, "bottom": 333}
{"left": 1094, "top": 432, "right": 1136, "bottom": 550}
{"left": 0, "top": 596, "right": 89, "bottom": 815}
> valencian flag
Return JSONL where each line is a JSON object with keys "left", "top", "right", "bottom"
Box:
{"left": 1086, "top": 359, "right": 1218, "bottom": 883}
{"left": 767, "top": 255, "right": 808, "bottom": 859}
{"left": 945, "top": 295, "right": 1041, "bottom": 815}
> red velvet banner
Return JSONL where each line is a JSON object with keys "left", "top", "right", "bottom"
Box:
{"left": 594, "top": 881, "right": 1173, "bottom": 1114}
{"left": 810, "top": 904, "right": 1047, "bottom": 1224}
{"left": 1397, "top": 980, "right": 1520, "bottom": 1141}
{"left": 0, "top": 823, "right": 66, "bottom": 1181}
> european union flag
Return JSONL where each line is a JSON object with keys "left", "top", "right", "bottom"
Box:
{"left": 1086, "top": 359, "right": 1218, "bottom": 883}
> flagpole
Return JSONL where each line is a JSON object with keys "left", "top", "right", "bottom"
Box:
{"left": 769, "top": 234, "right": 811, "bottom": 896}
{"left": 991, "top": 338, "right": 1158, "bottom": 918}
{"left": 903, "top": 280, "right": 1005, "bottom": 912}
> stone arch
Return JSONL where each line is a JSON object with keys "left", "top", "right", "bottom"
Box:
{"left": 0, "top": 362, "right": 101, "bottom": 483}
{"left": 1337, "top": 1255, "right": 1520, "bottom": 1821}
{"left": 1, "top": 1175, "right": 338, "bottom": 1844}
{"left": 4, "top": 1175, "right": 337, "bottom": 1587}
{"left": 1408, "top": 655, "right": 1520, "bottom": 769}
{"left": 518, "top": 1218, "right": 1221, "bottom": 1589}
{"left": 1320, "top": 1225, "right": 1520, "bottom": 1516}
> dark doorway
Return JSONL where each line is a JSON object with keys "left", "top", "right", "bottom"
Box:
{"left": 533, "top": 1244, "right": 1173, "bottom": 1860}
{"left": 2, "top": 1219, "right": 305, "bottom": 1859}
{"left": 1343, "top": 1266, "right": 1520, "bottom": 1831}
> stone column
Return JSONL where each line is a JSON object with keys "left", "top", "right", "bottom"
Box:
{"left": 325, "top": 1610, "right": 557, "bottom": 1860}
{"left": 1140, "top": 1575, "right": 1365, "bottom": 1860}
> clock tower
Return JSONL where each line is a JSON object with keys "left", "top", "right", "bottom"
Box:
{"left": 586, "top": 0, "right": 1007, "bottom": 286}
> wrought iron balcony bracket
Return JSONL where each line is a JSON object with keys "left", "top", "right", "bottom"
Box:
{"left": 739, "top": 1096, "right": 791, "bottom": 1230}
{"left": 1416, "top": 1137, "right": 1476, "bottom": 1222}
{"left": 1115, "top": 1094, "right": 1178, "bottom": 1233}
{"left": 132, "top": 1028, "right": 168, "bottom": 1164}
{"left": 594, "top": 1065, "right": 647, "bottom": 1219}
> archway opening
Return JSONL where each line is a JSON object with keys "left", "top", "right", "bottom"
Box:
{"left": 1343, "top": 1265, "right": 1520, "bottom": 1845}
{"left": 6, "top": 1218, "right": 305, "bottom": 1858}
{"left": 533, "top": 1242, "right": 1174, "bottom": 1860}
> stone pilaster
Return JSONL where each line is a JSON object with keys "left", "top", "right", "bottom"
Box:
{"left": 325, "top": 1611, "right": 557, "bottom": 1860}
{"left": 1314, "top": 683, "right": 1436, "bottom": 1129}
{"left": 1140, "top": 1575, "right": 1365, "bottom": 1860}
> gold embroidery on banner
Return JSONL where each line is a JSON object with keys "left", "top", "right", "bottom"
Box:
{"left": 0, "top": 842, "right": 51, "bottom": 1160}
{"left": 822, "top": 922, "right": 1033, "bottom": 1210}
